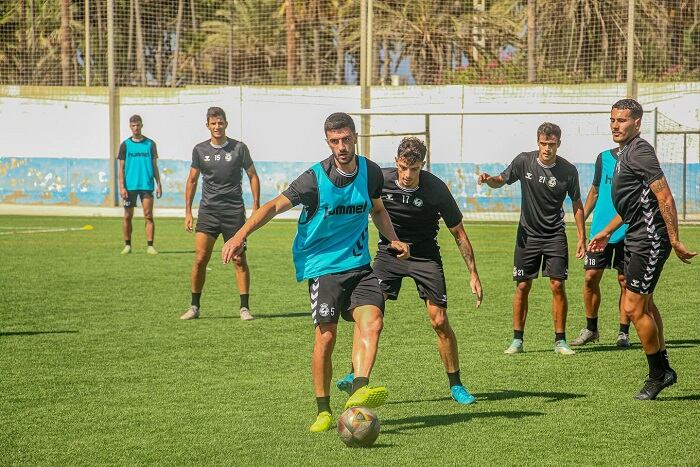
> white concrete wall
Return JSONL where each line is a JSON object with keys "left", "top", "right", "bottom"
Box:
{"left": 1, "top": 83, "right": 698, "bottom": 164}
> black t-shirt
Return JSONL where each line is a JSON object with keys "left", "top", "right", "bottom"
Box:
{"left": 282, "top": 154, "right": 383, "bottom": 217}
{"left": 611, "top": 135, "right": 667, "bottom": 248}
{"left": 191, "top": 137, "right": 253, "bottom": 211}
{"left": 378, "top": 167, "right": 462, "bottom": 257}
{"left": 500, "top": 151, "right": 581, "bottom": 238}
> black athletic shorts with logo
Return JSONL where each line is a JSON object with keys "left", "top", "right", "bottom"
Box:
{"left": 624, "top": 240, "right": 671, "bottom": 295}
{"left": 195, "top": 208, "right": 246, "bottom": 241}
{"left": 513, "top": 226, "right": 568, "bottom": 281}
{"left": 308, "top": 265, "right": 384, "bottom": 327}
{"left": 584, "top": 241, "right": 625, "bottom": 272}
{"left": 373, "top": 246, "right": 447, "bottom": 308}
{"left": 123, "top": 190, "right": 153, "bottom": 208}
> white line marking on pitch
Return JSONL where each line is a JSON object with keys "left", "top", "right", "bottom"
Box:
{"left": 0, "top": 225, "right": 94, "bottom": 236}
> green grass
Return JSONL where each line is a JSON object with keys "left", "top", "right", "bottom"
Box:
{"left": 1, "top": 216, "right": 699, "bottom": 465}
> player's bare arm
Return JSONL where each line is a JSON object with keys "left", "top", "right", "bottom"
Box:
{"left": 152, "top": 157, "right": 162, "bottom": 199}
{"left": 572, "top": 198, "right": 587, "bottom": 259}
{"left": 448, "top": 223, "right": 483, "bottom": 308}
{"left": 583, "top": 185, "right": 598, "bottom": 220}
{"left": 118, "top": 159, "right": 128, "bottom": 200}
{"left": 477, "top": 173, "right": 506, "bottom": 189}
{"left": 184, "top": 167, "right": 200, "bottom": 232}
{"left": 221, "top": 194, "right": 294, "bottom": 264}
{"left": 650, "top": 176, "right": 697, "bottom": 263}
{"left": 369, "top": 197, "right": 410, "bottom": 259}
{"left": 246, "top": 164, "right": 261, "bottom": 211}
{"left": 588, "top": 213, "right": 624, "bottom": 253}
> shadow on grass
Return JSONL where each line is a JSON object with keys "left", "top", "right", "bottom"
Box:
{"left": 382, "top": 410, "right": 544, "bottom": 434}
{"left": 385, "top": 396, "right": 452, "bottom": 405}
{"left": 476, "top": 389, "right": 585, "bottom": 403}
{"left": 665, "top": 339, "right": 700, "bottom": 349}
{"left": 661, "top": 394, "right": 700, "bottom": 401}
{"left": 574, "top": 344, "right": 640, "bottom": 353}
{"left": 153, "top": 250, "right": 196, "bottom": 254}
{"left": 0, "top": 330, "right": 78, "bottom": 337}
{"left": 199, "top": 312, "right": 308, "bottom": 320}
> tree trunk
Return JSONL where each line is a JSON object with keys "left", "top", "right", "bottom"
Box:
{"left": 96, "top": 0, "right": 103, "bottom": 84}
{"left": 172, "top": 0, "right": 184, "bottom": 87}
{"left": 380, "top": 37, "right": 389, "bottom": 85}
{"left": 286, "top": 0, "right": 296, "bottom": 85}
{"left": 228, "top": 3, "right": 234, "bottom": 85}
{"left": 134, "top": 0, "right": 146, "bottom": 85}
{"left": 313, "top": 25, "right": 321, "bottom": 85}
{"left": 155, "top": 20, "right": 163, "bottom": 85}
{"left": 190, "top": 0, "right": 198, "bottom": 84}
{"left": 60, "top": 0, "right": 72, "bottom": 86}
{"left": 527, "top": 0, "right": 536, "bottom": 82}
{"left": 335, "top": 12, "right": 344, "bottom": 84}
{"left": 127, "top": 0, "right": 134, "bottom": 65}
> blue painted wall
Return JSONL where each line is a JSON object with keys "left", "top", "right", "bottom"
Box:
{"left": 1, "top": 157, "right": 698, "bottom": 214}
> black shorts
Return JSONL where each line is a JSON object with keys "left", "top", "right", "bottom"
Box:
{"left": 624, "top": 241, "right": 671, "bottom": 295}
{"left": 195, "top": 209, "right": 246, "bottom": 242}
{"left": 513, "top": 227, "right": 568, "bottom": 281}
{"left": 308, "top": 265, "right": 384, "bottom": 327}
{"left": 584, "top": 241, "right": 625, "bottom": 272}
{"left": 372, "top": 247, "right": 447, "bottom": 308}
{"left": 123, "top": 190, "right": 153, "bottom": 208}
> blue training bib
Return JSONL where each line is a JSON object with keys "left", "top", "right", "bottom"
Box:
{"left": 590, "top": 149, "right": 627, "bottom": 244}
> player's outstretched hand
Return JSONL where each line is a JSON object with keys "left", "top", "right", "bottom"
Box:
{"left": 120, "top": 187, "right": 128, "bottom": 200}
{"left": 588, "top": 231, "right": 610, "bottom": 253}
{"left": 222, "top": 233, "right": 246, "bottom": 264}
{"left": 576, "top": 239, "right": 586, "bottom": 260}
{"left": 184, "top": 213, "right": 194, "bottom": 232}
{"left": 672, "top": 241, "right": 698, "bottom": 264}
{"left": 388, "top": 240, "right": 410, "bottom": 259}
{"left": 470, "top": 274, "right": 483, "bottom": 309}
{"left": 477, "top": 173, "right": 490, "bottom": 185}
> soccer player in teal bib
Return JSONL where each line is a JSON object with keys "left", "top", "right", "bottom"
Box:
{"left": 117, "top": 114, "right": 162, "bottom": 255}
{"left": 221, "top": 113, "right": 410, "bottom": 432}
{"left": 571, "top": 148, "right": 632, "bottom": 347}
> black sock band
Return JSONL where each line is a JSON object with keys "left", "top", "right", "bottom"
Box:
{"left": 316, "top": 396, "right": 331, "bottom": 414}
{"left": 447, "top": 370, "right": 462, "bottom": 388}
{"left": 555, "top": 332, "right": 566, "bottom": 342}
{"left": 660, "top": 349, "right": 670, "bottom": 370}
{"left": 240, "top": 294, "right": 250, "bottom": 309}
{"left": 192, "top": 292, "right": 201, "bottom": 308}
{"left": 125, "top": 239, "right": 131, "bottom": 246}
{"left": 619, "top": 323, "right": 630, "bottom": 334}
{"left": 646, "top": 351, "right": 665, "bottom": 380}
{"left": 147, "top": 240, "right": 153, "bottom": 246}
{"left": 352, "top": 377, "right": 369, "bottom": 394}
{"left": 586, "top": 317, "right": 598, "bottom": 332}
{"left": 514, "top": 330, "right": 524, "bottom": 340}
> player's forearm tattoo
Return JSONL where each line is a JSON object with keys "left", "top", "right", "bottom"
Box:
{"left": 659, "top": 200, "right": 679, "bottom": 244}
{"left": 651, "top": 178, "right": 667, "bottom": 193}
{"left": 455, "top": 236, "right": 477, "bottom": 274}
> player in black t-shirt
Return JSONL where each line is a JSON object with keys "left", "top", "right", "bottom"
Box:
{"left": 180, "top": 107, "right": 261, "bottom": 321}
{"left": 589, "top": 99, "right": 697, "bottom": 400}
{"left": 335, "top": 137, "right": 483, "bottom": 405}
{"left": 479, "top": 123, "right": 586, "bottom": 356}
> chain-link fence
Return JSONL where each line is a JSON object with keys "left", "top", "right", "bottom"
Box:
{"left": 1, "top": 0, "right": 698, "bottom": 87}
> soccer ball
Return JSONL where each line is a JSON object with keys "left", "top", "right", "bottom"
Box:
{"left": 337, "top": 406, "right": 380, "bottom": 448}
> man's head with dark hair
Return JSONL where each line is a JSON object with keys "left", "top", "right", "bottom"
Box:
{"left": 536, "top": 122, "right": 561, "bottom": 165}
{"left": 206, "top": 107, "right": 228, "bottom": 141}
{"left": 324, "top": 112, "right": 356, "bottom": 134}
{"left": 207, "top": 106, "right": 227, "bottom": 123}
{"left": 612, "top": 99, "right": 643, "bottom": 119}
{"left": 610, "top": 99, "right": 643, "bottom": 145}
{"left": 537, "top": 122, "right": 562, "bottom": 142}
{"left": 396, "top": 137, "right": 427, "bottom": 165}
{"left": 129, "top": 114, "right": 143, "bottom": 137}
{"left": 324, "top": 112, "right": 357, "bottom": 167}
{"left": 394, "top": 137, "right": 427, "bottom": 189}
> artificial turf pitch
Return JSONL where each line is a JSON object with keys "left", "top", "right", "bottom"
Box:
{"left": 1, "top": 216, "right": 699, "bottom": 465}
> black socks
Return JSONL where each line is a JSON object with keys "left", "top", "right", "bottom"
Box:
{"left": 448, "top": 370, "right": 462, "bottom": 388}
{"left": 619, "top": 323, "right": 630, "bottom": 334}
{"left": 240, "top": 294, "right": 250, "bottom": 309}
{"left": 514, "top": 330, "right": 524, "bottom": 340}
{"left": 646, "top": 350, "right": 665, "bottom": 380}
{"left": 125, "top": 239, "right": 131, "bottom": 246}
{"left": 316, "top": 396, "right": 331, "bottom": 414}
{"left": 352, "top": 377, "right": 369, "bottom": 394}
{"left": 147, "top": 240, "right": 154, "bottom": 247}
{"left": 192, "top": 292, "right": 201, "bottom": 308}
{"left": 555, "top": 332, "right": 566, "bottom": 342}
{"left": 586, "top": 317, "right": 598, "bottom": 332}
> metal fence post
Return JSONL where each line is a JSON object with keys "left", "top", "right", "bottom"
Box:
{"left": 425, "top": 114, "right": 431, "bottom": 172}
{"left": 626, "top": 0, "right": 637, "bottom": 99}
{"left": 107, "top": 0, "right": 119, "bottom": 206}
{"left": 682, "top": 134, "right": 687, "bottom": 221}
